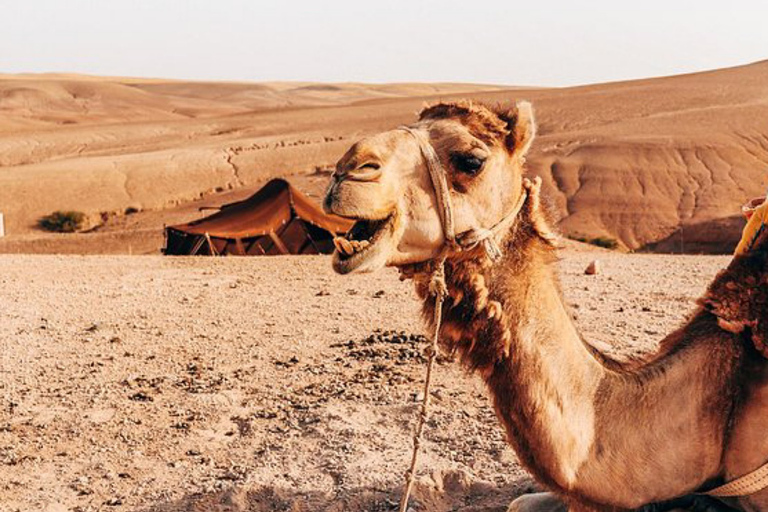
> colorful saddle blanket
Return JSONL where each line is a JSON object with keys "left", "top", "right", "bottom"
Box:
{"left": 735, "top": 195, "right": 768, "bottom": 255}
{"left": 700, "top": 194, "right": 768, "bottom": 358}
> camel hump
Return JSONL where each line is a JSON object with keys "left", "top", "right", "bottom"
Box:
{"left": 700, "top": 226, "right": 768, "bottom": 357}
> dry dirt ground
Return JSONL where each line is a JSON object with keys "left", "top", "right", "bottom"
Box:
{"left": 0, "top": 250, "right": 732, "bottom": 512}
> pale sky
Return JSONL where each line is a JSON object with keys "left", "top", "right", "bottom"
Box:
{"left": 2, "top": 0, "right": 768, "bottom": 86}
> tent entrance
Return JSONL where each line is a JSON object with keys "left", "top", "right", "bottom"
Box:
{"left": 165, "top": 219, "right": 338, "bottom": 256}
{"left": 239, "top": 218, "right": 332, "bottom": 256}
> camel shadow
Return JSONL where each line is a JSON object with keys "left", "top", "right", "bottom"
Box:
{"left": 140, "top": 476, "right": 538, "bottom": 512}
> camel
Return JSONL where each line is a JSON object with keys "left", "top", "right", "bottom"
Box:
{"left": 323, "top": 100, "right": 768, "bottom": 512}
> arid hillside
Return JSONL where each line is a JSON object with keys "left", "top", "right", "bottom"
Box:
{"left": 517, "top": 61, "right": 768, "bottom": 252}
{"left": 0, "top": 63, "right": 766, "bottom": 253}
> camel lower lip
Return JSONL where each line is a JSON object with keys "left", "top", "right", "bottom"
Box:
{"left": 332, "top": 214, "right": 394, "bottom": 274}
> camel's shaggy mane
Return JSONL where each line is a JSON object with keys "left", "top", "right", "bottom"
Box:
{"left": 408, "top": 179, "right": 561, "bottom": 374}
{"left": 419, "top": 100, "right": 511, "bottom": 146}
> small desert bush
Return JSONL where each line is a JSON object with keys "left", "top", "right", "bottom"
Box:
{"left": 38, "top": 210, "right": 86, "bottom": 233}
{"left": 590, "top": 236, "right": 619, "bottom": 249}
{"left": 568, "top": 234, "right": 619, "bottom": 250}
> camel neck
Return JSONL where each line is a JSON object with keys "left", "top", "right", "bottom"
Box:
{"left": 481, "top": 240, "right": 607, "bottom": 490}
{"left": 418, "top": 236, "right": 742, "bottom": 507}
{"left": 412, "top": 235, "right": 608, "bottom": 488}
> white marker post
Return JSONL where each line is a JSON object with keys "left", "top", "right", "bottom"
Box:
{"left": 0, "top": 212, "right": 4, "bottom": 238}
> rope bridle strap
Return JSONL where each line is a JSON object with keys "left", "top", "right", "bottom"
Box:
{"left": 396, "top": 125, "right": 528, "bottom": 512}
{"left": 398, "top": 125, "right": 528, "bottom": 263}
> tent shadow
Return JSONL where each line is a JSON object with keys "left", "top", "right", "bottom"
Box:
{"left": 139, "top": 477, "right": 538, "bottom": 512}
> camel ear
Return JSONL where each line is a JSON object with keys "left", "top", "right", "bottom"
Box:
{"left": 498, "top": 101, "right": 536, "bottom": 158}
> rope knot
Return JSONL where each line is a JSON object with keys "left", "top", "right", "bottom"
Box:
{"left": 428, "top": 258, "right": 448, "bottom": 299}
{"left": 455, "top": 228, "right": 503, "bottom": 262}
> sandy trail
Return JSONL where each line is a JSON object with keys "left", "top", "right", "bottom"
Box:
{"left": 0, "top": 250, "right": 731, "bottom": 511}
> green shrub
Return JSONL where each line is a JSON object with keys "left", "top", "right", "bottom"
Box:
{"left": 568, "top": 234, "right": 619, "bottom": 250}
{"left": 38, "top": 211, "right": 86, "bottom": 233}
{"left": 589, "top": 236, "right": 619, "bottom": 250}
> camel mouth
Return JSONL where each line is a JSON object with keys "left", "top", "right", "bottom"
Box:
{"left": 332, "top": 214, "right": 395, "bottom": 274}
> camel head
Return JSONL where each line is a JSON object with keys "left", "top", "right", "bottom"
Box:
{"left": 323, "top": 100, "right": 536, "bottom": 274}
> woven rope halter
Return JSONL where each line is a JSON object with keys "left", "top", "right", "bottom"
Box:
{"left": 398, "top": 125, "right": 528, "bottom": 263}
{"left": 396, "top": 125, "right": 528, "bottom": 512}
{"left": 394, "top": 125, "right": 768, "bottom": 508}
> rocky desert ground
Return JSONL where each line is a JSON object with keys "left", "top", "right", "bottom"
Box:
{"left": 0, "top": 249, "right": 733, "bottom": 512}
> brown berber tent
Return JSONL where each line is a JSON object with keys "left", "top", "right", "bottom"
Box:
{"left": 163, "top": 178, "right": 353, "bottom": 256}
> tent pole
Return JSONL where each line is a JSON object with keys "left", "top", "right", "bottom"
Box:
{"left": 244, "top": 238, "right": 264, "bottom": 255}
{"left": 205, "top": 232, "right": 219, "bottom": 256}
{"left": 297, "top": 220, "right": 322, "bottom": 254}
{"left": 268, "top": 231, "right": 289, "bottom": 255}
{"left": 234, "top": 238, "right": 246, "bottom": 256}
{"left": 190, "top": 236, "right": 206, "bottom": 256}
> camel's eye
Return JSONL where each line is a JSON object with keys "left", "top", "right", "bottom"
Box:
{"left": 450, "top": 153, "right": 485, "bottom": 175}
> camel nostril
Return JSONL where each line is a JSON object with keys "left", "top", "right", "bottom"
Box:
{"left": 323, "top": 188, "right": 337, "bottom": 213}
{"left": 345, "top": 165, "right": 383, "bottom": 183}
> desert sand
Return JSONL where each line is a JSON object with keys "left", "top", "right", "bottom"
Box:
{"left": 0, "top": 248, "right": 732, "bottom": 512}
{"left": 1, "top": 62, "right": 767, "bottom": 254}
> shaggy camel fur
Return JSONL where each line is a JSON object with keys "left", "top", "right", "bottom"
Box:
{"left": 323, "top": 100, "right": 768, "bottom": 512}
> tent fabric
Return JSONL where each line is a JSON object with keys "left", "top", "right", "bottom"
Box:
{"left": 163, "top": 178, "right": 353, "bottom": 256}
{"left": 170, "top": 178, "right": 351, "bottom": 238}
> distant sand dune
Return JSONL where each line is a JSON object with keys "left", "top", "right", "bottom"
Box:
{"left": 0, "top": 62, "right": 766, "bottom": 253}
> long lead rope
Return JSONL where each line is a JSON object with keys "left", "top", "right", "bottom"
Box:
{"left": 398, "top": 258, "right": 448, "bottom": 512}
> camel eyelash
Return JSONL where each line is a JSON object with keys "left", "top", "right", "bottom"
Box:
{"left": 450, "top": 152, "right": 486, "bottom": 175}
